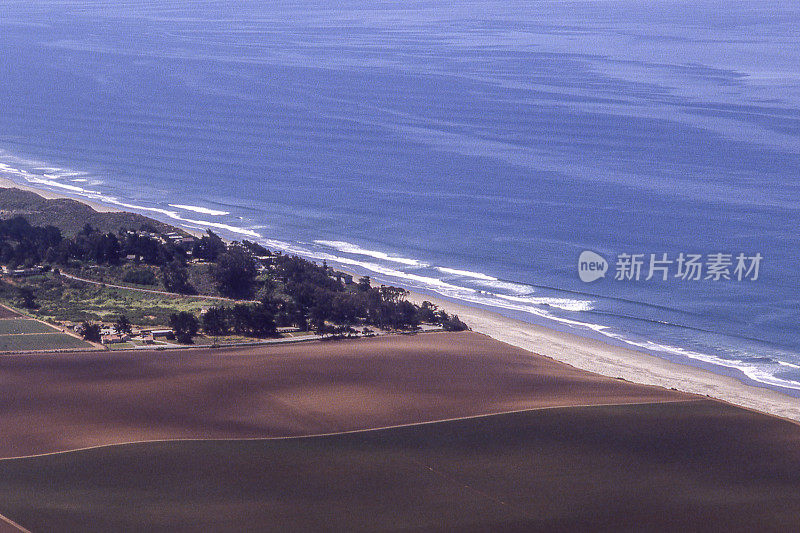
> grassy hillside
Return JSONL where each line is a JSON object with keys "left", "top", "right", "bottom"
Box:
{"left": 1, "top": 401, "right": 799, "bottom": 532}
{"left": 0, "top": 272, "right": 222, "bottom": 326}
{"left": 0, "top": 187, "right": 187, "bottom": 236}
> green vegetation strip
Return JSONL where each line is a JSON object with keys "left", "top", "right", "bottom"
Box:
{"left": 0, "top": 276, "right": 224, "bottom": 327}
{"left": 0, "top": 333, "right": 92, "bottom": 352}
{"left": 0, "top": 319, "right": 57, "bottom": 335}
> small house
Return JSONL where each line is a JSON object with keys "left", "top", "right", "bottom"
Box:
{"left": 101, "top": 334, "right": 130, "bottom": 345}
{"left": 151, "top": 329, "right": 174, "bottom": 340}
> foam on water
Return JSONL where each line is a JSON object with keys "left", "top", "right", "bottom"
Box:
{"left": 604, "top": 332, "right": 800, "bottom": 392}
{"left": 436, "top": 267, "right": 498, "bottom": 281}
{"left": 168, "top": 204, "right": 230, "bottom": 216}
{"left": 103, "top": 198, "right": 262, "bottom": 239}
{"left": 0, "top": 154, "right": 262, "bottom": 239}
{"left": 315, "top": 240, "right": 427, "bottom": 267}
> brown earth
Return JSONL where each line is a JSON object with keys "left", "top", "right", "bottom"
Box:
{"left": 0, "top": 306, "right": 21, "bottom": 319}
{"left": 0, "top": 331, "right": 691, "bottom": 458}
{"left": 2, "top": 400, "right": 800, "bottom": 532}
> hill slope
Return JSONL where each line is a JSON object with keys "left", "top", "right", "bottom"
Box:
{"left": 0, "top": 187, "right": 187, "bottom": 236}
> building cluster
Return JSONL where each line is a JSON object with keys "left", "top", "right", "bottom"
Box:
{"left": 59, "top": 322, "right": 176, "bottom": 345}
{"left": 0, "top": 265, "right": 45, "bottom": 277}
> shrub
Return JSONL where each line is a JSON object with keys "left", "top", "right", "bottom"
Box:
{"left": 122, "top": 268, "right": 157, "bottom": 286}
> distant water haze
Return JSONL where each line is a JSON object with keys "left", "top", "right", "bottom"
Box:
{"left": 1, "top": 0, "right": 799, "bottom": 392}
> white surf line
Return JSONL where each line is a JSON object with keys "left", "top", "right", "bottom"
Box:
{"left": 0, "top": 398, "right": 702, "bottom": 462}
{"left": 0, "top": 512, "right": 30, "bottom": 533}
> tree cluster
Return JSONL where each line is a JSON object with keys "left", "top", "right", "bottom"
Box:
{"left": 213, "top": 247, "right": 257, "bottom": 298}
{"left": 169, "top": 311, "right": 199, "bottom": 343}
{"left": 0, "top": 216, "right": 191, "bottom": 269}
{"left": 161, "top": 260, "right": 194, "bottom": 294}
{"left": 0, "top": 216, "right": 64, "bottom": 267}
{"left": 202, "top": 303, "right": 277, "bottom": 338}
{"left": 0, "top": 216, "right": 469, "bottom": 336}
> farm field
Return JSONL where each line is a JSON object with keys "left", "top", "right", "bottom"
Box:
{"left": 0, "top": 318, "right": 59, "bottom": 335}
{"left": 0, "top": 306, "right": 21, "bottom": 319}
{"left": 1, "top": 401, "right": 800, "bottom": 532}
{"left": 0, "top": 307, "right": 93, "bottom": 352}
{"left": 0, "top": 332, "right": 689, "bottom": 458}
{"left": 0, "top": 332, "right": 92, "bottom": 352}
{"left": 1, "top": 332, "right": 799, "bottom": 531}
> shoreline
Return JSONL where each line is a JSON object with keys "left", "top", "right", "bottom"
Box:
{"left": 0, "top": 177, "right": 120, "bottom": 213}
{"left": 404, "top": 290, "right": 800, "bottom": 422}
{"left": 0, "top": 178, "right": 207, "bottom": 238}
{"left": 1, "top": 180, "right": 798, "bottom": 422}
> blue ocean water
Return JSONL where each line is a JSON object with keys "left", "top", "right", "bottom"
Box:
{"left": 1, "top": 0, "right": 799, "bottom": 392}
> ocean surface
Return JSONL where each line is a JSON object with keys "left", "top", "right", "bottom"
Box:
{"left": 1, "top": 0, "right": 799, "bottom": 392}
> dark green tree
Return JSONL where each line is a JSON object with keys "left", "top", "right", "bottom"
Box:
{"left": 311, "top": 317, "right": 330, "bottom": 336}
{"left": 379, "top": 285, "right": 408, "bottom": 303}
{"left": 192, "top": 230, "right": 226, "bottom": 261}
{"left": 113, "top": 315, "right": 132, "bottom": 335}
{"left": 17, "top": 286, "right": 36, "bottom": 309}
{"left": 162, "top": 260, "right": 194, "bottom": 294}
{"left": 357, "top": 276, "right": 371, "bottom": 292}
{"left": 213, "top": 248, "right": 257, "bottom": 299}
{"left": 80, "top": 322, "right": 101, "bottom": 342}
{"left": 437, "top": 311, "right": 469, "bottom": 331}
{"left": 417, "top": 301, "right": 438, "bottom": 323}
{"left": 202, "top": 307, "right": 230, "bottom": 336}
{"left": 230, "top": 304, "right": 253, "bottom": 335}
{"left": 249, "top": 304, "right": 277, "bottom": 337}
{"left": 169, "top": 312, "right": 199, "bottom": 344}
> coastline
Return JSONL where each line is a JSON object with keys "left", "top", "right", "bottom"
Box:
{"left": 405, "top": 290, "right": 800, "bottom": 422}
{"left": 0, "top": 179, "right": 207, "bottom": 238}
{"left": 1, "top": 180, "right": 798, "bottom": 422}
{"left": 0, "top": 177, "right": 119, "bottom": 214}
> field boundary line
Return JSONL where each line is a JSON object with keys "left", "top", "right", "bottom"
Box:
{"left": 0, "top": 511, "right": 30, "bottom": 533}
{"left": 0, "top": 398, "right": 704, "bottom": 461}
